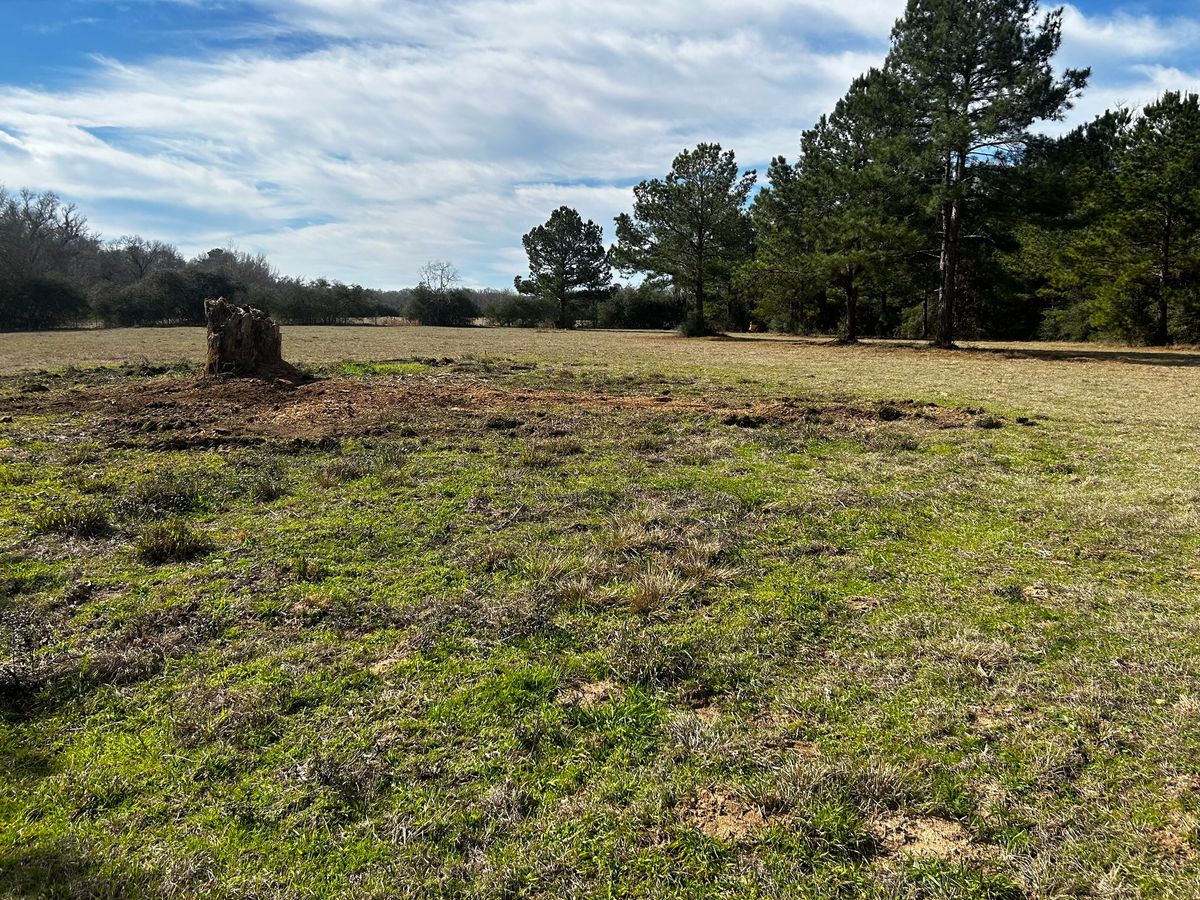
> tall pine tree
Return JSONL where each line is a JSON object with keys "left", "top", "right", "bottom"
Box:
{"left": 515, "top": 207, "right": 612, "bottom": 328}
{"left": 613, "top": 144, "right": 756, "bottom": 335}
{"left": 885, "top": 0, "right": 1087, "bottom": 346}
{"left": 797, "top": 69, "right": 920, "bottom": 342}
{"left": 1110, "top": 92, "right": 1200, "bottom": 345}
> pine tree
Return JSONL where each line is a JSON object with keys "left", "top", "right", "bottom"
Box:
{"left": 742, "top": 156, "right": 819, "bottom": 334}
{"left": 613, "top": 144, "right": 756, "bottom": 335}
{"left": 797, "top": 70, "right": 921, "bottom": 342}
{"left": 885, "top": 0, "right": 1087, "bottom": 346}
{"left": 515, "top": 207, "right": 612, "bottom": 329}
{"left": 1006, "top": 109, "right": 1131, "bottom": 340}
{"left": 1111, "top": 92, "right": 1200, "bottom": 345}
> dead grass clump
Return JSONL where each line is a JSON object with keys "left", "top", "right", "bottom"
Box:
{"left": 664, "top": 710, "right": 730, "bottom": 761}
{"left": 170, "top": 682, "right": 286, "bottom": 748}
{"left": 411, "top": 585, "right": 561, "bottom": 647}
{"left": 473, "top": 543, "right": 515, "bottom": 573}
{"left": 542, "top": 437, "right": 585, "bottom": 457}
{"left": 555, "top": 574, "right": 595, "bottom": 606}
{"left": 752, "top": 756, "right": 919, "bottom": 825}
{"left": 480, "top": 779, "right": 532, "bottom": 830}
{"left": 282, "top": 750, "right": 390, "bottom": 819}
{"left": 631, "top": 434, "right": 667, "bottom": 453}
{"left": 629, "top": 563, "right": 693, "bottom": 615}
{"left": 675, "top": 537, "right": 733, "bottom": 584}
{"left": 517, "top": 446, "right": 556, "bottom": 468}
{"left": 521, "top": 551, "right": 574, "bottom": 585}
{"left": 608, "top": 623, "right": 702, "bottom": 687}
{"left": 597, "top": 502, "right": 682, "bottom": 557}
{"left": 317, "top": 457, "right": 367, "bottom": 486}
{"left": 241, "top": 460, "right": 291, "bottom": 502}
{"left": 862, "top": 429, "right": 921, "bottom": 454}
{"left": 75, "top": 601, "right": 221, "bottom": 696}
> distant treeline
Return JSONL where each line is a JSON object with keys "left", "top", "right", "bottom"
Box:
{"left": 0, "top": 188, "right": 686, "bottom": 333}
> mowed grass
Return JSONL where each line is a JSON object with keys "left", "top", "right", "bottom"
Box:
{"left": 1, "top": 329, "right": 1199, "bottom": 898}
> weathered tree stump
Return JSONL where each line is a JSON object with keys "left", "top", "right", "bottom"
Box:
{"left": 203, "top": 297, "right": 305, "bottom": 381}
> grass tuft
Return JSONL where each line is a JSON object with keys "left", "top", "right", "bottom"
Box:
{"left": 32, "top": 503, "right": 112, "bottom": 537}
{"left": 135, "top": 520, "right": 214, "bottom": 563}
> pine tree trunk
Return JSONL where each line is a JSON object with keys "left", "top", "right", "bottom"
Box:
{"left": 934, "top": 150, "right": 964, "bottom": 349}
{"left": 1153, "top": 216, "right": 1172, "bottom": 346}
{"left": 203, "top": 297, "right": 304, "bottom": 381}
{"left": 694, "top": 271, "right": 708, "bottom": 334}
{"left": 844, "top": 274, "right": 859, "bottom": 343}
{"left": 936, "top": 198, "right": 959, "bottom": 348}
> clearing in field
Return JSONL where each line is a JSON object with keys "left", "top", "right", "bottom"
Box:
{"left": 1, "top": 329, "right": 1199, "bottom": 897}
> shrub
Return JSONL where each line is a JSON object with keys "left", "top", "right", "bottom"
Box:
{"left": 405, "top": 284, "right": 478, "bottom": 327}
{"left": 136, "top": 521, "right": 213, "bottom": 563}
{"left": 598, "top": 284, "right": 682, "bottom": 330}
{"left": 481, "top": 293, "right": 557, "bottom": 327}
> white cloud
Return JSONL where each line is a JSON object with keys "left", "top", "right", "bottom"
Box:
{"left": 1060, "top": 4, "right": 1199, "bottom": 62}
{"left": 0, "top": 0, "right": 1196, "bottom": 287}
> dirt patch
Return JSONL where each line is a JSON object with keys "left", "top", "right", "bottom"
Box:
{"left": 4, "top": 373, "right": 997, "bottom": 449}
{"left": 685, "top": 787, "right": 767, "bottom": 842}
{"left": 872, "top": 811, "right": 984, "bottom": 864}
{"left": 1151, "top": 828, "right": 1198, "bottom": 867}
{"left": 1019, "top": 584, "right": 1055, "bottom": 602}
{"left": 560, "top": 679, "right": 619, "bottom": 709}
{"left": 845, "top": 595, "right": 883, "bottom": 613}
{"left": 369, "top": 648, "right": 411, "bottom": 676}
{"left": 969, "top": 703, "right": 1016, "bottom": 733}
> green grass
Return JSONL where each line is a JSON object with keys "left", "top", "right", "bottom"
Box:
{"left": 1, "top": 335, "right": 1199, "bottom": 897}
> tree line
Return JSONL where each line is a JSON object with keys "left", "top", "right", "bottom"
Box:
{"left": 0, "top": 189, "right": 401, "bottom": 331}
{"left": 514, "top": 0, "right": 1200, "bottom": 346}
{"left": 0, "top": 183, "right": 689, "bottom": 333}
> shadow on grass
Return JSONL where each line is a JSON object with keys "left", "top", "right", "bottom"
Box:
{"left": 714, "top": 334, "right": 1200, "bottom": 367}
{"left": 0, "top": 842, "right": 164, "bottom": 898}
{"left": 960, "top": 344, "right": 1200, "bottom": 368}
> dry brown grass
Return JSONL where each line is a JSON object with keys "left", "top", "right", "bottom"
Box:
{"left": 4, "top": 326, "right": 1198, "bottom": 429}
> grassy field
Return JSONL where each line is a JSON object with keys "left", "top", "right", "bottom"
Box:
{"left": 2, "top": 327, "right": 1199, "bottom": 897}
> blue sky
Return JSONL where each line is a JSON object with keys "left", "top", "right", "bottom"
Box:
{"left": 1, "top": 0, "right": 1197, "bottom": 288}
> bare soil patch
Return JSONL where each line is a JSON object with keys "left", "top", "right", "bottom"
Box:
{"left": 685, "top": 788, "right": 767, "bottom": 842}
{"left": 560, "top": 680, "right": 619, "bottom": 709}
{"left": 872, "top": 811, "right": 985, "bottom": 865}
{"left": 5, "top": 374, "right": 995, "bottom": 449}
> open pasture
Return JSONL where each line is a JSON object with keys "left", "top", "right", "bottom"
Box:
{"left": 1, "top": 328, "right": 1199, "bottom": 897}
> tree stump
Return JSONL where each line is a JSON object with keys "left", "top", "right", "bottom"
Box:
{"left": 203, "top": 297, "right": 305, "bottom": 381}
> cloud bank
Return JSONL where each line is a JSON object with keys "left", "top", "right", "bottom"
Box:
{"left": 0, "top": 0, "right": 1196, "bottom": 287}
